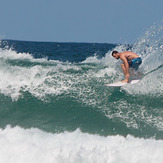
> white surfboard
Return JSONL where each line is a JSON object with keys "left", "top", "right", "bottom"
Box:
{"left": 105, "top": 80, "right": 140, "bottom": 87}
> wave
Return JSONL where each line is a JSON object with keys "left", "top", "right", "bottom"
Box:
{"left": 0, "top": 22, "right": 162, "bottom": 100}
{"left": 0, "top": 125, "right": 163, "bottom": 163}
{"left": 0, "top": 22, "right": 162, "bottom": 135}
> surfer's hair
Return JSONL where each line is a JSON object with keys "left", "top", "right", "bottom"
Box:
{"left": 112, "top": 51, "right": 118, "bottom": 56}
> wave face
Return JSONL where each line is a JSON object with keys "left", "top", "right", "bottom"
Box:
{"left": 0, "top": 22, "right": 162, "bottom": 162}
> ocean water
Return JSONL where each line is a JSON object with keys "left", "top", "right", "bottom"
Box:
{"left": 0, "top": 23, "right": 163, "bottom": 163}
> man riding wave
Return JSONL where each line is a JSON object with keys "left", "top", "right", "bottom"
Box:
{"left": 112, "top": 51, "right": 142, "bottom": 83}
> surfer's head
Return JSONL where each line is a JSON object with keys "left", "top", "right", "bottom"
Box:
{"left": 112, "top": 51, "right": 119, "bottom": 59}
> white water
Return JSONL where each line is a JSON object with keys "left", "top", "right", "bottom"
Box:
{"left": 0, "top": 126, "right": 163, "bottom": 163}
{"left": 0, "top": 42, "right": 162, "bottom": 102}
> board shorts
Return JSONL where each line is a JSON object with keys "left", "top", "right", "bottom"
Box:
{"left": 128, "top": 57, "right": 142, "bottom": 70}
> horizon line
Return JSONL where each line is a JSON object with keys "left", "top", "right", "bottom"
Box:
{"left": 1, "top": 38, "right": 122, "bottom": 45}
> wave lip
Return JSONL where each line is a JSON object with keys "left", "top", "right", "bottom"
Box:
{"left": 0, "top": 126, "right": 163, "bottom": 163}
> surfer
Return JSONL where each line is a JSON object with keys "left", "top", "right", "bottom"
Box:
{"left": 111, "top": 51, "right": 142, "bottom": 83}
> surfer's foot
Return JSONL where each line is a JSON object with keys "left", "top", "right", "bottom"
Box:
{"left": 121, "top": 79, "right": 129, "bottom": 83}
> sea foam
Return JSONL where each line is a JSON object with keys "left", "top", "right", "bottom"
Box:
{"left": 0, "top": 126, "right": 163, "bottom": 163}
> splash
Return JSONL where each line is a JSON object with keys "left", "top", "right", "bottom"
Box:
{"left": 121, "top": 22, "right": 163, "bottom": 97}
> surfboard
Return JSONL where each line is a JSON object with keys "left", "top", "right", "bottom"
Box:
{"left": 105, "top": 79, "right": 140, "bottom": 87}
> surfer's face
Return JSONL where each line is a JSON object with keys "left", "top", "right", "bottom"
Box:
{"left": 113, "top": 54, "right": 119, "bottom": 59}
